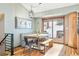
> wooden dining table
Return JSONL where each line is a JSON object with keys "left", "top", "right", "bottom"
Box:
{"left": 24, "top": 34, "right": 41, "bottom": 43}
{"left": 24, "top": 33, "right": 53, "bottom": 54}
{"left": 24, "top": 33, "right": 48, "bottom": 43}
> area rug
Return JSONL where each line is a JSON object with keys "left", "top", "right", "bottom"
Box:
{"left": 44, "top": 44, "right": 64, "bottom": 56}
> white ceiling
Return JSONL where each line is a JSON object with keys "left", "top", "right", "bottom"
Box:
{"left": 22, "top": 3, "right": 78, "bottom": 13}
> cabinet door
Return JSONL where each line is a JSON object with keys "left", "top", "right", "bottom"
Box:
{"left": 68, "top": 12, "right": 77, "bottom": 48}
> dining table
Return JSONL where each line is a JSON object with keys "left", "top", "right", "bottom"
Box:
{"left": 24, "top": 33, "right": 53, "bottom": 54}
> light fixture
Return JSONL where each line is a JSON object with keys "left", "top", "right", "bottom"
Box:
{"left": 28, "top": 5, "right": 34, "bottom": 18}
{"left": 28, "top": 3, "right": 43, "bottom": 18}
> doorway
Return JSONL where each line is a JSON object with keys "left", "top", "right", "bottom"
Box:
{"left": 0, "top": 12, "right": 4, "bottom": 42}
{"left": 42, "top": 16, "right": 65, "bottom": 44}
{"left": 0, "top": 12, "right": 5, "bottom": 55}
{"left": 52, "top": 19, "right": 64, "bottom": 43}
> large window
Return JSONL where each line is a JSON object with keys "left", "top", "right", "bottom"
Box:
{"left": 53, "top": 19, "right": 64, "bottom": 39}
{"left": 42, "top": 16, "right": 64, "bottom": 39}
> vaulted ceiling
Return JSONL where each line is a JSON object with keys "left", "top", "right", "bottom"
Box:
{"left": 21, "top": 3, "right": 78, "bottom": 13}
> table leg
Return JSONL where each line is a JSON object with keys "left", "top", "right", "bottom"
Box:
{"left": 44, "top": 45, "right": 46, "bottom": 54}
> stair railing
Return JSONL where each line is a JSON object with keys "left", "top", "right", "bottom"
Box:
{"left": 0, "top": 33, "right": 14, "bottom": 56}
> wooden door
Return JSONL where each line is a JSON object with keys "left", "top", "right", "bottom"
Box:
{"left": 68, "top": 12, "right": 77, "bottom": 48}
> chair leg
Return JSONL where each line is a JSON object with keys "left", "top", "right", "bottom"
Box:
{"left": 23, "top": 47, "right": 26, "bottom": 54}
{"left": 28, "top": 48, "right": 32, "bottom": 56}
{"left": 44, "top": 45, "right": 46, "bottom": 54}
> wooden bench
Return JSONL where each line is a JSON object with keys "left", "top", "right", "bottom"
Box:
{"left": 40, "top": 39, "right": 53, "bottom": 54}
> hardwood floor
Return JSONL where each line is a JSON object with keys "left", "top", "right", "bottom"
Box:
{"left": 14, "top": 47, "right": 44, "bottom": 56}
{"left": 64, "top": 46, "right": 78, "bottom": 56}
{"left": 13, "top": 43, "right": 78, "bottom": 56}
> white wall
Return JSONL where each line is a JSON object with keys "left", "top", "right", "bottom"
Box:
{"left": 0, "top": 13, "right": 5, "bottom": 55}
{"left": 13, "top": 4, "right": 33, "bottom": 47}
{"left": 0, "top": 4, "right": 12, "bottom": 54}
{"left": 0, "top": 3, "right": 33, "bottom": 47}
{"left": 33, "top": 17, "right": 42, "bottom": 33}
{"left": 0, "top": 13, "right": 4, "bottom": 42}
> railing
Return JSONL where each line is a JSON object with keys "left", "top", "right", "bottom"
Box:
{"left": 0, "top": 33, "right": 14, "bottom": 56}
{"left": 0, "top": 34, "right": 8, "bottom": 45}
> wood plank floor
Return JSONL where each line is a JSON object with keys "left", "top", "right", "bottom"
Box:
{"left": 14, "top": 46, "right": 45, "bottom": 56}
{"left": 13, "top": 43, "right": 78, "bottom": 56}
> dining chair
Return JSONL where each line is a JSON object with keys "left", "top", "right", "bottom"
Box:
{"left": 23, "top": 37, "right": 33, "bottom": 56}
{"left": 23, "top": 37, "right": 39, "bottom": 56}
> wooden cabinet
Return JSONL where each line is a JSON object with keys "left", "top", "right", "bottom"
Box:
{"left": 77, "top": 13, "right": 79, "bottom": 54}
{"left": 68, "top": 12, "right": 77, "bottom": 48}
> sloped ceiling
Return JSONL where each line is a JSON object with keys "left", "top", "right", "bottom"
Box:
{"left": 21, "top": 3, "right": 78, "bottom": 13}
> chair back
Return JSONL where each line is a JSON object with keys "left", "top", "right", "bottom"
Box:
{"left": 24, "top": 37, "right": 29, "bottom": 45}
